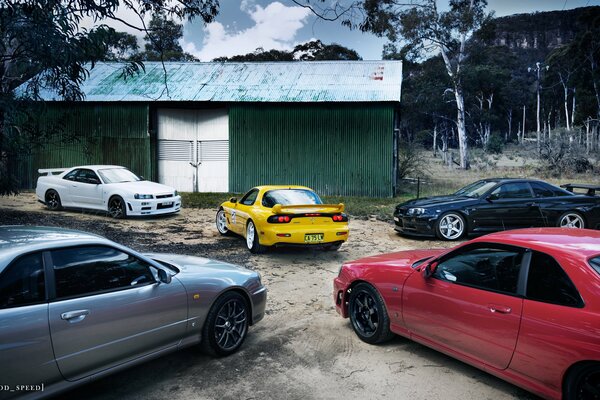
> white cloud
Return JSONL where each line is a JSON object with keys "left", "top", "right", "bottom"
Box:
{"left": 184, "top": 2, "right": 311, "bottom": 61}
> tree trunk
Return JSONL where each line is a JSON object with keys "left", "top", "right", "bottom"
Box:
{"left": 571, "top": 88, "right": 576, "bottom": 128}
{"left": 433, "top": 124, "right": 437, "bottom": 156}
{"left": 454, "top": 85, "right": 469, "bottom": 169}
{"left": 522, "top": 105, "right": 526, "bottom": 144}
{"left": 507, "top": 109, "right": 512, "bottom": 142}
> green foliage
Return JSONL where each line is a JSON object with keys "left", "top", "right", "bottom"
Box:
{"left": 212, "top": 40, "right": 361, "bottom": 62}
{"left": 538, "top": 129, "right": 594, "bottom": 177}
{"left": 138, "top": 12, "right": 197, "bottom": 61}
{"left": 485, "top": 134, "right": 504, "bottom": 154}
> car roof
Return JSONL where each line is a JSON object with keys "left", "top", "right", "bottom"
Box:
{"left": 71, "top": 165, "right": 125, "bottom": 171}
{"left": 0, "top": 226, "right": 110, "bottom": 271}
{"left": 472, "top": 228, "right": 600, "bottom": 259}
{"left": 253, "top": 185, "right": 314, "bottom": 191}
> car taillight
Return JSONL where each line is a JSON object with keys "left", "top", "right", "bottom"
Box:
{"left": 332, "top": 214, "right": 348, "bottom": 222}
{"left": 268, "top": 215, "right": 291, "bottom": 223}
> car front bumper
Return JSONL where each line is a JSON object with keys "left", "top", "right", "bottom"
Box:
{"left": 250, "top": 285, "right": 268, "bottom": 325}
{"left": 333, "top": 276, "right": 348, "bottom": 318}
{"left": 125, "top": 196, "right": 182, "bottom": 216}
{"left": 259, "top": 223, "right": 349, "bottom": 247}
{"left": 393, "top": 214, "right": 437, "bottom": 237}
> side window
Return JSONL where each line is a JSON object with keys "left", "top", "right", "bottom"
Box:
{"left": 490, "top": 183, "right": 532, "bottom": 199}
{"left": 0, "top": 252, "right": 45, "bottom": 309}
{"left": 63, "top": 169, "right": 79, "bottom": 181}
{"left": 240, "top": 189, "right": 259, "bottom": 206}
{"left": 530, "top": 182, "right": 554, "bottom": 198}
{"left": 52, "top": 246, "right": 156, "bottom": 299}
{"left": 526, "top": 251, "right": 583, "bottom": 307}
{"left": 433, "top": 245, "right": 524, "bottom": 295}
{"left": 75, "top": 169, "right": 101, "bottom": 185}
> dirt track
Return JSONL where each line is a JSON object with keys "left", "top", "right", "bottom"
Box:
{"left": 0, "top": 194, "right": 536, "bottom": 400}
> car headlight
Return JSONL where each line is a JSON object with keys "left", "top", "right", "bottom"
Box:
{"left": 134, "top": 194, "right": 153, "bottom": 199}
{"left": 408, "top": 207, "right": 426, "bottom": 215}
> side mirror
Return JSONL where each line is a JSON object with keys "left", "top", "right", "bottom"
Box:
{"left": 486, "top": 194, "right": 498, "bottom": 202}
{"left": 139, "top": 176, "right": 145, "bottom": 181}
{"left": 423, "top": 261, "right": 438, "bottom": 279}
{"left": 230, "top": 197, "right": 238, "bottom": 203}
{"left": 157, "top": 269, "right": 172, "bottom": 284}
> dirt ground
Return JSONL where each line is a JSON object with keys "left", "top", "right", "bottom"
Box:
{"left": 0, "top": 194, "right": 537, "bottom": 400}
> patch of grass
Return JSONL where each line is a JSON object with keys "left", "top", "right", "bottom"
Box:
{"left": 180, "top": 192, "right": 240, "bottom": 209}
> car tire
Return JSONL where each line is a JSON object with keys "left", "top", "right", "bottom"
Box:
{"left": 216, "top": 208, "right": 232, "bottom": 236}
{"left": 557, "top": 211, "right": 586, "bottom": 229}
{"left": 201, "top": 291, "right": 249, "bottom": 357}
{"left": 246, "top": 220, "right": 265, "bottom": 253}
{"left": 45, "top": 189, "right": 63, "bottom": 211}
{"left": 348, "top": 282, "right": 393, "bottom": 344}
{"left": 108, "top": 196, "right": 127, "bottom": 219}
{"left": 435, "top": 212, "right": 466, "bottom": 241}
{"left": 563, "top": 362, "right": 600, "bottom": 400}
{"left": 325, "top": 242, "right": 342, "bottom": 251}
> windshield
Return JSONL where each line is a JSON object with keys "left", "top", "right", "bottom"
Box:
{"left": 98, "top": 168, "right": 142, "bottom": 184}
{"left": 454, "top": 180, "right": 498, "bottom": 198}
{"left": 262, "top": 189, "right": 323, "bottom": 207}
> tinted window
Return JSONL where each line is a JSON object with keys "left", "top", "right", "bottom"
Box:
{"left": 434, "top": 246, "right": 524, "bottom": 294}
{"left": 76, "top": 169, "right": 100, "bottom": 184}
{"left": 454, "top": 180, "right": 498, "bottom": 198}
{"left": 262, "top": 189, "right": 323, "bottom": 208}
{"left": 490, "top": 183, "right": 532, "bottom": 199}
{"left": 0, "top": 253, "right": 45, "bottom": 309}
{"left": 531, "top": 182, "right": 572, "bottom": 198}
{"left": 240, "top": 189, "right": 259, "bottom": 206}
{"left": 52, "top": 246, "right": 155, "bottom": 299}
{"left": 526, "top": 251, "right": 583, "bottom": 307}
{"left": 590, "top": 256, "right": 600, "bottom": 275}
{"left": 63, "top": 169, "right": 79, "bottom": 181}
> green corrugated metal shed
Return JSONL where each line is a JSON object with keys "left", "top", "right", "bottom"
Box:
{"left": 18, "top": 61, "right": 402, "bottom": 196}
{"left": 229, "top": 104, "right": 394, "bottom": 197}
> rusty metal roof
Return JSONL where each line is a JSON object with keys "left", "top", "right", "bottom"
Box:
{"left": 24, "top": 61, "right": 402, "bottom": 103}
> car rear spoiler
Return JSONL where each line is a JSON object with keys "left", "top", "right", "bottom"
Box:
{"left": 561, "top": 184, "right": 600, "bottom": 196}
{"left": 38, "top": 168, "right": 69, "bottom": 176}
{"left": 272, "top": 203, "right": 345, "bottom": 215}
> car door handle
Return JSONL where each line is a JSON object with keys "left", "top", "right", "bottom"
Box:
{"left": 61, "top": 310, "right": 90, "bottom": 323}
{"left": 488, "top": 304, "right": 511, "bottom": 314}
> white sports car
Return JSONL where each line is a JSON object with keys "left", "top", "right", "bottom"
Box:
{"left": 36, "top": 165, "right": 182, "bottom": 218}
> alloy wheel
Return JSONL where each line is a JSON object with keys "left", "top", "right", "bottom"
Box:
{"left": 246, "top": 222, "right": 255, "bottom": 249}
{"left": 214, "top": 299, "right": 248, "bottom": 351}
{"left": 438, "top": 213, "right": 464, "bottom": 240}
{"left": 216, "top": 210, "right": 228, "bottom": 234}
{"left": 560, "top": 213, "right": 585, "bottom": 229}
{"left": 108, "top": 198, "right": 124, "bottom": 218}
{"left": 351, "top": 290, "right": 379, "bottom": 337}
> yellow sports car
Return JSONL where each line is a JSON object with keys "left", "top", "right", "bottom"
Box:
{"left": 216, "top": 185, "right": 349, "bottom": 253}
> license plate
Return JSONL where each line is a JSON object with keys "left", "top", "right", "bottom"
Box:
{"left": 161, "top": 202, "right": 173, "bottom": 207}
{"left": 304, "top": 233, "right": 324, "bottom": 243}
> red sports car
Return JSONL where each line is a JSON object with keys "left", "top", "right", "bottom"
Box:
{"left": 334, "top": 228, "right": 600, "bottom": 400}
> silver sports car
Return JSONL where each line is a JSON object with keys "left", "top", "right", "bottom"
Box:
{"left": 0, "top": 226, "right": 267, "bottom": 399}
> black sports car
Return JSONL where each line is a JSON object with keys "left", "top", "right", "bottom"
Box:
{"left": 393, "top": 178, "right": 600, "bottom": 240}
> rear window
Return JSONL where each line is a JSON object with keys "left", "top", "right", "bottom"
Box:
{"left": 590, "top": 257, "right": 600, "bottom": 275}
{"left": 262, "top": 189, "right": 322, "bottom": 208}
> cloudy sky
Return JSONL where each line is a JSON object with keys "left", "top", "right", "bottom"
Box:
{"left": 109, "top": 0, "right": 600, "bottom": 61}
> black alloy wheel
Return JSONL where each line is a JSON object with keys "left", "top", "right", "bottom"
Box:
{"left": 108, "top": 196, "right": 126, "bottom": 219}
{"left": 564, "top": 363, "right": 600, "bottom": 400}
{"left": 45, "top": 190, "right": 63, "bottom": 211}
{"left": 348, "top": 283, "right": 393, "bottom": 344}
{"left": 202, "top": 291, "right": 249, "bottom": 356}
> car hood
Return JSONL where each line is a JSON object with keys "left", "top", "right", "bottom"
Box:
{"left": 345, "top": 248, "right": 446, "bottom": 270}
{"left": 397, "top": 195, "right": 476, "bottom": 210}
{"left": 145, "top": 253, "right": 254, "bottom": 276}
{"left": 109, "top": 180, "right": 175, "bottom": 194}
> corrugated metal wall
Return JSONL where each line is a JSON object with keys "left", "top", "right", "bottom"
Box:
{"left": 19, "top": 103, "right": 151, "bottom": 188}
{"left": 229, "top": 104, "right": 394, "bottom": 197}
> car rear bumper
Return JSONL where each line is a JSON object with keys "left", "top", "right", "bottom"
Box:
{"left": 259, "top": 223, "right": 349, "bottom": 246}
{"left": 125, "top": 196, "right": 182, "bottom": 216}
{"left": 393, "top": 214, "right": 437, "bottom": 237}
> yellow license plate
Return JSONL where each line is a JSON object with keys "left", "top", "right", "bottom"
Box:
{"left": 304, "top": 233, "right": 324, "bottom": 243}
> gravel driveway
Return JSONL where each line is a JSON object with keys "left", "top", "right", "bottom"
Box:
{"left": 0, "top": 194, "right": 536, "bottom": 400}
